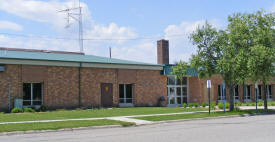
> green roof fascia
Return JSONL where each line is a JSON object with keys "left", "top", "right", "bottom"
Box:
{"left": 0, "top": 50, "right": 161, "bottom": 66}
{"left": 163, "top": 64, "right": 198, "bottom": 76}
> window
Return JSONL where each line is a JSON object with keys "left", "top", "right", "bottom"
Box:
{"left": 234, "top": 85, "right": 239, "bottom": 101}
{"left": 218, "top": 85, "right": 226, "bottom": 101}
{"left": 168, "top": 76, "right": 187, "bottom": 86}
{"left": 0, "top": 65, "right": 5, "bottom": 72}
{"left": 257, "top": 85, "right": 262, "bottom": 100}
{"left": 168, "top": 76, "right": 176, "bottom": 85}
{"left": 266, "top": 85, "right": 272, "bottom": 100}
{"left": 119, "top": 84, "right": 133, "bottom": 104}
{"left": 167, "top": 76, "right": 188, "bottom": 105}
{"left": 23, "top": 83, "right": 42, "bottom": 106}
{"left": 244, "top": 85, "right": 251, "bottom": 100}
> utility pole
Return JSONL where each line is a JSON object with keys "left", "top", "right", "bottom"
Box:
{"left": 59, "top": 0, "right": 83, "bottom": 53}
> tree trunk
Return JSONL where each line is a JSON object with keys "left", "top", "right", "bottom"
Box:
{"left": 229, "top": 85, "right": 234, "bottom": 111}
{"left": 242, "top": 82, "right": 245, "bottom": 102}
{"left": 263, "top": 80, "right": 268, "bottom": 110}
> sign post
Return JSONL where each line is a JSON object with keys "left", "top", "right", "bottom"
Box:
{"left": 255, "top": 83, "right": 258, "bottom": 111}
{"left": 222, "top": 82, "right": 226, "bottom": 113}
{"left": 207, "top": 80, "right": 211, "bottom": 114}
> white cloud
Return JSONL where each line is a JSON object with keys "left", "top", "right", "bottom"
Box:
{"left": 0, "top": 21, "right": 23, "bottom": 31}
{"left": 0, "top": 0, "right": 224, "bottom": 64}
{"left": 0, "top": 35, "right": 78, "bottom": 52}
{"left": 0, "top": 0, "right": 139, "bottom": 56}
{"left": 164, "top": 20, "right": 221, "bottom": 63}
{"left": 0, "top": 0, "right": 91, "bottom": 29}
{"left": 85, "top": 23, "right": 138, "bottom": 44}
{"left": 111, "top": 41, "right": 156, "bottom": 63}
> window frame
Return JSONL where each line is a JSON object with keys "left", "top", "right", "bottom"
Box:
{"left": 167, "top": 75, "right": 188, "bottom": 105}
{"left": 23, "top": 82, "right": 43, "bottom": 106}
{"left": 244, "top": 85, "right": 251, "bottom": 101}
{"left": 119, "top": 84, "right": 133, "bottom": 104}
{"left": 266, "top": 85, "right": 272, "bottom": 100}
{"left": 218, "top": 85, "right": 226, "bottom": 101}
{"left": 234, "top": 85, "right": 239, "bottom": 101}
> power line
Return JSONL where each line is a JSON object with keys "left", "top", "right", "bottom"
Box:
{"left": 0, "top": 32, "right": 190, "bottom": 41}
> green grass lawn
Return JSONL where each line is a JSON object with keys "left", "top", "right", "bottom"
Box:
{"left": 0, "top": 119, "right": 134, "bottom": 132}
{"left": 0, "top": 107, "right": 206, "bottom": 123}
{"left": 134, "top": 109, "right": 275, "bottom": 121}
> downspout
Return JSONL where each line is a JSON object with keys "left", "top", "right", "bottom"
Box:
{"left": 78, "top": 62, "right": 82, "bottom": 108}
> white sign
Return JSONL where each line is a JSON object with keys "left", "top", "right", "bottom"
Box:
{"left": 207, "top": 80, "right": 211, "bottom": 88}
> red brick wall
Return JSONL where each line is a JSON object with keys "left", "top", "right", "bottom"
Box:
{"left": 0, "top": 65, "right": 21, "bottom": 111}
{"left": 45, "top": 66, "right": 79, "bottom": 109}
{"left": 135, "top": 70, "right": 167, "bottom": 106}
{"left": 81, "top": 68, "right": 117, "bottom": 108}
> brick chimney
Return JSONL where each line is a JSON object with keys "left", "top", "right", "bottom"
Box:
{"left": 157, "top": 39, "right": 169, "bottom": 64}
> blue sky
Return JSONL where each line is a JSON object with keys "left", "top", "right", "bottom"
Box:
{"left": 0, "top": 0, "right": 275, "bottom": 63}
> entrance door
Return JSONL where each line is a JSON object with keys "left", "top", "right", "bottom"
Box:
{"left": 101, "top": 83, "right": 113, "bottom": 107}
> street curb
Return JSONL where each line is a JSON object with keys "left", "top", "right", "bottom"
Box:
{"left": 1, "top": 112, "right": 274, "bottom": 136}
{"left": 0, "top": 125, "right": 123, "bottom": 136}
{"left": 134, "top": 112, "right": 275, "bottom": 126}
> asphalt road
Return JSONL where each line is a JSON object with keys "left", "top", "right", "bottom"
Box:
{"left": 1, "top": 114, "right": 275, "bottom": 142}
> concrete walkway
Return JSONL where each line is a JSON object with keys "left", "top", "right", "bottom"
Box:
{"left": 239, "top": 106, "right": 275, "bottom": 110}
{"left": 0, "top": 111, "right": 209, "bottom": 125}
{"left": 0, "top": 107, "right": 273, "bottom": 125}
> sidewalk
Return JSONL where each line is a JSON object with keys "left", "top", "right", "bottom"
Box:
{"left": 0, "top": 107, "right": 274, "bottom": 126}
{"left": 239, "top": 106, "right": 275, "bottom": 110}
{"left": 0, "top": 111, "right": 209, "bottom": 125}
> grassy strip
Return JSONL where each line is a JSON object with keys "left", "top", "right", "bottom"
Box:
{"left": 0, "top": 119, "right": 134, "bottom": 132}
{"left": 0, "top": 107, "right": 206, "bottom": 123}
{"left": 134, "top": 110, "right": 275, "bottom": 121}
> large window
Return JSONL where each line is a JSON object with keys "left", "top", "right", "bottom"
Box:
{"left": 119, "top": 84, "right": 133, "bottom": 104}
{"left": 167, "top": 76, "right": 188, "bottom": 105}
{"left": 218, "top": 85, "right": 226, "bottom": 101}
{"left": 266, "top": 85, "right": 272, "bottom": 100}
{"left": 23, "top": 83, "right": 43, "bottom": 106}
{"left": 234, "top": 85, "right": 239, "bottom": 101}
{"left": 244, "top": 85, "right": 251, "bottom": 101}
{"left": 257, "top": 85, "right": 262, "bottom": 100}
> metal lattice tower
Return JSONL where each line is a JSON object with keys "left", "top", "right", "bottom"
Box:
{"left": 59, "top": 0, "right": 83, "bottom": 53}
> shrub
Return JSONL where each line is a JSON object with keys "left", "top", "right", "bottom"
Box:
{"left": 188, "top": 103, "right": 194, "bottom": 108}
{"left": 201, "top": 102, "right": 208, "bottom": 108}
{"left": 40, "top": 105, "right": 47, "bottom": 112}
{"left": 210, "top": 102, "right": 216, "bottom": 110}
{"left": 56, "top": 109, "right": 67, "bottom": 111}
{"left": 11, "top": 108, "right": 23, "bottom": 113}
{"left": 251, "top": 102, "right": 256, "bottom": 106}
{"left": 271, "top": 102, "right": 275, "bottom": 106}
{"left": 245, "top": 102, "right": 250, "bottom": 106}
{"left": 75, "top": 108, "right": 82, "bottom": 111}
{"left": 24, "top": 108, "right": 35, "bottom": 113}
{"left": 193, "top": 103, "right": 200, "bottom": 108}
{"left": 258, "top": 102, "right": 264, "bottom": 106}
{"left": 183, "top": 103, "right": 187, "bottom": 108}
{"left": 225, "top": 103, "right": 230, "bottom": 109}
{"left": 218, "top": 102, "right": 224, "bottom": 109}
{"left": 237, "top": 102, "right": 242, "bottom": 106}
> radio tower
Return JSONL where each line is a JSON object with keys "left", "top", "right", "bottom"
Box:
{"left": 59, "top": 0, "right": 83, "bottom": 53}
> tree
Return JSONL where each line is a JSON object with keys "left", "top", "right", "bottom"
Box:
{"left": 172, "top": 61, "right": 190, "bottom": 80}
{"left": 189, "top": 21, "right": 242, "bottom": 111}
{"left": 189, "top": 21, "right": 220, "bottom": 79}
{"left": 247, "top": 11, "right": 275, "bottom": 110}
{"left": 218, "top": 12, "right": 255, "bottom": 111}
